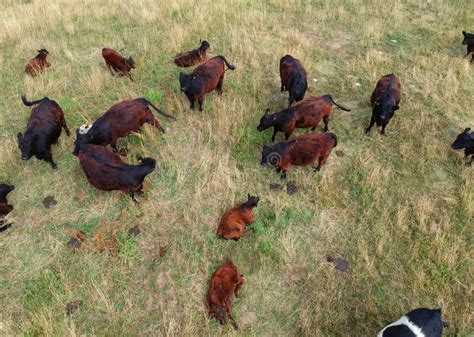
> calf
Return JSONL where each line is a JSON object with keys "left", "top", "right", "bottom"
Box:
{"left": 0, "top": 184, "right": 15, "bottom": 233}
{"left": 452, "top": 127, "right": 474, "bottom": 165}
{"left": 257, "top": 95, "right": 350, "bottom": 141}
{"left": 206, "top": 261, "right": 244, "bottom": 330}
{"left": 18, "top": 95, "right": 70, "bottom": 170}
{"left": 462, "top": 31, "right": 474, "bottom": 62}
{"left": 378, "top": 308, "right": 448, "bottom": 337}
{"left": 76, "top": 144, "right": 156, "bottom": 202}
{"left": 217, "top": 194, "right": 260, "bottom": 240}
{"left": 280, "top": 55, "right": 308, "bottom": 106}
{"left": 261, "top": 132, "right": 337, "bottom": 179}
{"left": 366, "top": 74, "right": 401, "bottom": 135}
{"left": 73, "top": 98, "right": 175, "bottom": 155}
{"left": 179, "top": 55, "right": 236, "bottom": 111}
{"left": 25, "top": 49, "right": 51, "bottom": 76}
{"left": 174, "top": 40, "right": 210, "bottom": 67}
{"left": 102, "top": 48, "right": 135, "bottom": 81}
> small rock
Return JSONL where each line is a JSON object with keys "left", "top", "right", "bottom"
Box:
{"left": 128, "top": 225, "right": 141, "bottom": 236}
{"left": 391, "top": 39, "right": 397, "bottom": 43}
{"left": 67, "top": 238, "right": 82, "bottom": 250}
{"left": 270, "top": 183, "right": 283, "bottom": 191}
{"left": 159, "top": 245, "right": 168, "bottom": 257}
{"left": 313, "top": 78, "right": 318, "bottom": 82}
{"left": 287, "top": 181, "right": 298, "bottom": 195}
{"left": 335, "top": 150, "right": 345, "bottom": 157}
{"left": 118, "top": 148, "right": 129, "bottom": 156}
{"left": 327, "top": 256, "right": 350, "bottom": 272}
{"left": 355, "top": 82, "right": 361, "bottom": 87}
{"left": 66, "top": 300, "right": 83, "bottom": 315}
{"left": 42, "top": 196, "right": 57, "bottom": 208}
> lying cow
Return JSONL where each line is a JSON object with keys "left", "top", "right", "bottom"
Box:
{"left": 76, "top": 144, "right": 156, "bottom": 202}
{"left": 462, "top": 31, "right": 474, "bottom": 62}
{"left": 174, "top": 40, "right": 210, "bottom": 67}
{"left": 261, "top": 132, "right": 337, "bottom": 179}
{"left": 0, "top": 184, "right": 15, "bottom": 233}
{"left": 217, "top": 194, "right": 260, "bottom": 240}
{"left": 25, "top": 49, "right": 51, "bottom": 76}
{"left": 179, "top": 55, "right": 236, "bottom": 111}
{"left": 452, "top": 127, "right": 473, "bottom": 165}
{"left": 280, "top": 55, "right": 308, "bottom": 106}
{"left": 378, "top": 308, "right": 448, "bottom": 337}
{"left": 102, "top": 48, "right": 135, "bottom": 81}
{"left": 73, "top": 98, "right": 175, "bottom": 155}
{"left": 206, "top": 261, "right": 244, "bottom": 330}
{"left": 18, "top": 95, "right": 70, "bottom": 170}
{"left": 366, "top": 74, "right": 401, "bottom": 135}
{"left": 257, "top": 95, "right": 350, "bottom": 141}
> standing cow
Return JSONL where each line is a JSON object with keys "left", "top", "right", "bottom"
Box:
{"left": 25, "top": 49, "right": 51, "bottom": 76}
{"left": 280, "top": 55, "right": 308, "bottom": 106}
{"left": 102, "top": 48, "right": 135, "bottom": 81}
{"left": 174, "top": 40, "right": 210, "bottom": 67}
{"left": 452, "top": 127, "right": 473, "bottom": 165}
{"left": 462, "top": 31, "right": 474, "bottom": 62}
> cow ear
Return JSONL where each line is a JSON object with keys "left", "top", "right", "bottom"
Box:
{"left": 264, "top": 108, "right": 270, "bottom": 115}
{"left": 463, "top": 31, "right": 466, "bottom": 35}
{"left": 17, "top": 132, "right": 23, "bottom": 140}
{"left": 392, "top": 105, "right": 400, "bottom": 111}
{"left": 464, "top": 127, "right": 471, "bottom": 134}
{"left": 247, "top": 193, "right": 251, "bottom": 199}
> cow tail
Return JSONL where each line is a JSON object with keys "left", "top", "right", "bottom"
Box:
{"left": 328, "top": 95, "right": 351, "bottom": 111}
{"left": 145, "top": 99, "right": 177, "bottom": 120}
{"left": 217, "top": 55, "right": 236, "bottom": 71}
{"left": 21, "top": 95, "right": 47, "bottom": 106}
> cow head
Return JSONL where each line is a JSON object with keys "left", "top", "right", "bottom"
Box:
{"left": 0, "top": 183, "right": 15, "bottom": 202}
{"left": 257, "top": 108, "right": 274, "bottom": 131}
{"left": 36, "top": 49, "right": 49, "bottom": 60}
{"left": 126, "top": 57, "right": 135, "bottom": 70}
{"left": 452, "top": 128, "right": 473, "bottom": 150}
{"left": 199, "top": 40, "right": 210, "bottom": 51}
{"left": 373, "top": 101, "right": 399, "bottom": 125}
{"left": 73, "top": 125, "right": 93, "bottom": 156}
{"left": 179, "top": 72, "right": 192, "bottom": 92}
{"left": 245, "top": 194, "right": 260, "bottom": 207}
{"left": 328, "top": 133, "right": 338, "bottom": 147}
{"left": 17, "top": 132, "right": 37, "bottom": 160}
{"left": 462, "top": 31, "right": 474, "bottom": 45}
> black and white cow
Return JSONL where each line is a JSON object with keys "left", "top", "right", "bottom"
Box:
{"left": 378, "top": 308, "right": 447, "bottom": 337}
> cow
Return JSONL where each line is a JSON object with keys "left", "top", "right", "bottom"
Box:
{"left": 174, "top": 40, "right": 210, "bottom": 67}
{"left": 18, "top": 95, "right": 70, "bottom": 170}
{"left": 280, "top": 55, "right": 308, "bottom": 106}
{"left": 25, "top": 49, "right": 51, "bottom": 76}
{"left": 72, "top": 98, "right": 175, "bottom": 155}
{"left": 0, "top": 184, "right": 15, "bottom": 233}
{"left": 205, "top": 261, "right": 244, "bottom": 330}
{"left": 102, "top": 48, "right": 135, "bottom": 81}
{"left": 378, "top": 308, "right": 448, "bottom": 337}
{"left": 261, "top": 132, "right": 337, "bottom": 179}
{"left": 217, "top": 194, "right": 260, "bottom": 240}
{"left": 462, "top": 31, "right": 474, "bottom": 62}
{"left": 365, "top": 74, "right": 401, "bottom": 135}
{"left": 257, "top": 95, "right": 351, "bottom": 141}
{"left": 452, "top": 127, "right": 474, "bottom": 165}
{"left": 75, "top": 144, "right": 156, "bottom": 202}
{"left": 179, "top": 55, "right": 236, "bottom": 111}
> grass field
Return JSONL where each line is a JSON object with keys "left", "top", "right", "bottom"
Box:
{"left": 0, "top": 0, "right": 473, "bottom": 336}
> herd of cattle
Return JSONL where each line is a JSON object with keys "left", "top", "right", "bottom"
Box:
{"left": 1, "top": 30, "right": 473, "bottom": 335}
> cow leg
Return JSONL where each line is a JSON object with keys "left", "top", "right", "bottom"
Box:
{"left": 314, "top": 155, "right": 328, "bottom": 172}
{"left": 235, "top": 281, "right": 243, "bottom": 298}
{"left": 288, "top": 97, "right": 294, "bottom": 107}
{"left": 281, "top": 84, "right": 285, "bottom": 91}
{"left": 61, "top": 118, "right": 71, "bottom": 136}
{"left": 111, "top": 143, "right": 118, "bottom": 153}
{"left": 127, "top": 72, "right": 134, "bottom": 82}
{"left": 365, "top": 117, "right": 375, "bottom": 134}
{"left": 271, "top": 128, "right": 278, "bottom": 142}
{"left": 106, "top": 62, "right": 115, "bottom": 76}
{"left": 280, "top": 170, "right": 287, "bottom": 180}
{"left": 285, "top": 131, "right": 292, "bottom": 140}
{"left": 43, "top": 151, "right": 57, "bottom": 170}
{"left": 216, "top": 76, "right": 224, "bottom": 95}
{"left": 148, "top": 117, "right": 165, "bottom": 133}
{"left": 323, "top": 116, "right": 329, "bottom": 132}
{"left": 311, "top": 126, "right": 317, "bottom": 131}
{"left": 198, "top": 98, "right": 204, "bottom": 112}
{"left": 380, "top": 123, "right": 388, "bottom": 135}
{"left": 128, "top": 192, "right": 139, "bottom": 204}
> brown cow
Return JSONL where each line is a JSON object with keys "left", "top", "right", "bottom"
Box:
{"left": 206, "top": 261, "right": 244, "bottom": 330}
{"left": 261, "top": 132, "right": 338, "bottom": 179}
{"left": 0, "top": 184, "right": 14, "bottom": 233}
{"left": 25, "top": 49, "right": 51, "bottom": 76}
{"left": 102, "top": 48, "right": 135, "bottom": 81}
{"left": 366, "top": 74, "right": 401, "bottom": 135}
{"left": 217, "top": 194, "right": 260, "bottom": 240}
{"left": 174, "top": 40, "right": 210, "bottom": 67}
{"left": 280, "top": 55, "right": 308, "bottom": 106}
{"left": 462, "top": 31, "right": 474, "bottom": 62}
{"left": 257, "top": 95, "right": 350, "bottom": 141}
{"left": 179, "top": 55, "right": 235, "bottom": 111}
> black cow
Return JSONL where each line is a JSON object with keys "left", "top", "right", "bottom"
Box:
{"left": 462, "top": 31, "right": 474, "bottom": 62}
{"left": 0, "top": 183, "right": 15, "bottom": 232}
{"left": 452, "top": 127, "right": 474, "bottom": 165}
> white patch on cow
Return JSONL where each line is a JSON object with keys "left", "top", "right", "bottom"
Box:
{"left": 79, "top": 124, "right": 92, "bottom": 135}
{"left": 377, "top": 315, "right": 425, "bottom": 337}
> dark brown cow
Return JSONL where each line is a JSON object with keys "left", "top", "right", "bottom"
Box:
{"left": 206, "top": 261, "right": 244, "bottom": 330}
{"left": 452, "top": 128, "right": 474, "bottom": 165}
{"left": 174, "top": 40, "right": 210, "bottom": 67}
{"left": 25, "top": 49, "right": 51, "bottom": 76}
{"left": 179, "top": 55, "right": 235, "bottom": 111}
{"left": 217, "top": 194, "right": 260, "bottom": 240}
{"left": 73, "top": 98, "right": 175, "bottom": 155}
{"left": 0, "top": 184, "right": 14, "bottom": 233}
{"left": 18, "top": 95, "right": 70, "bottom": 170}
{"left": 76, "top": 144, "right": 156, "bottom": 202}
{"left": 257, "top": 95, "right": 350, "bottom": 141}
{"left": 366, "top": 74, "right": 401, "bottom": 135}
{"left": 462, "top": 31, "right": 474, "bottom": 62}
{"left": 261, "top": 132, "right": 338, "bottom": 179}
{"left": 102, "top": 48, "right": 135, "bottom": 81}
{"left": 280, "top": 55, "right": 308, "bottom": 106}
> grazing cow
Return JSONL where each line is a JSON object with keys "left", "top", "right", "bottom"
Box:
{"left": 217, "top": 194, "right": 260, "bottom": 240}
{"left": 280, "top": 55, "right": 308, "bottom": 106}
{"left": 206, "top": 261, "right": 244, "bottom": 330}
{"left": 73, "top": 98, "right": 175, "bottom": 155}
{"left": 378, "top": 308, "right": 448, "bottom": 337}
{"left": 18, "top": 95, "right": 70, "bottom": 170}
{"left": 174, "top": 40, "right": 210, "bottom": 67}
{"left": 179, "top": 55, "right": 236, "bottom": 111}
{"left": 452, "top": 127, "right": 474, "bottom": 165}
{"left": 102, "top": 48, "right": 135, "bottom": 81}
{"left": 25, "top": 49, "right": 51, "bottom": 76}
{"left": 462, "top": 31, "right": 474, "bottom": 62}
{"left": 257, "top": 95, "right": 351, "bottom": 141}
{"left": 366, "top": 74, "right": 401, "bottom": 135}
{"left": 0, "top": 184, "right": 14, "bottom": 233}
{"left": 76, "top": 144, "right": 156, "bottom": 202}
{"left": 261, "top": 132, "right": 337, "bottom": 179}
